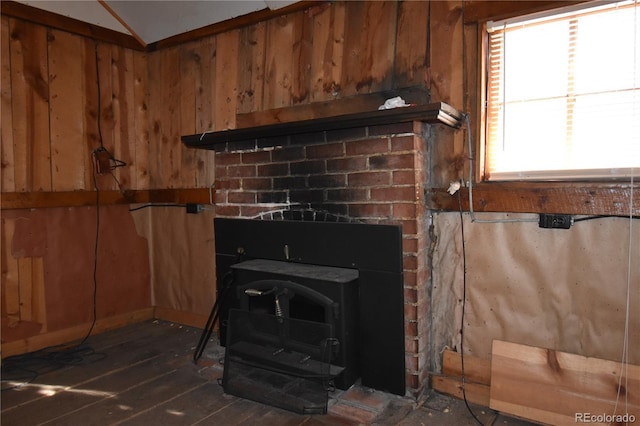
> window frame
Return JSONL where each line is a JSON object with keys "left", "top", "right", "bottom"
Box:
{"left": 478, "top": 0, "right": 639, "bottom": 183}
{"left": 425, "top": 0, "right": 639, "bottom": 217}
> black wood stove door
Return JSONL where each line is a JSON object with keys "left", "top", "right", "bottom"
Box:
{"left": 214, "top": 218, "right": 405, "bottom": 396}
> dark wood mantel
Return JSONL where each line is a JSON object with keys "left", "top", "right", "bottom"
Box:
{"left": 181, "top": 102, "right": 463, "bottom": 150}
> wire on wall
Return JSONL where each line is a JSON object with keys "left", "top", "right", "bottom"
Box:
{"left": 457, "top": 191, "right": 486, "bottom": 426}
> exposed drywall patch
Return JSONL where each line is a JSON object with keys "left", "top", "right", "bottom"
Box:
{"left": 431, "top": 212, "right": 640, "bottom": 368}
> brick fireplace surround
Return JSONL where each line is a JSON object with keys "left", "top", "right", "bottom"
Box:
{"left": 213, "top": 121, "right": 430, "bottom": 397}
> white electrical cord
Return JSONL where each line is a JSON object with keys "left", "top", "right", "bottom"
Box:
{"left": 462, "top": 113, "right": 538, "bottom": 224}
{"left": 613, "top": 0, "right": 637, "bottom": 416}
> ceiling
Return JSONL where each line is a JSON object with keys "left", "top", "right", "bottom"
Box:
{"left": 16, "top": 1, "right": 299, "bottom": 45}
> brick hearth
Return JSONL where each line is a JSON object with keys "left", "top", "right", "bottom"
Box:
{"left": 213, "top": 121, "right": 431, "bottom": 397}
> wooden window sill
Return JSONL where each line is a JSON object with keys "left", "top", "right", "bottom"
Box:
{"left": 427, "top": 181, "right": 639, "bottom": 216}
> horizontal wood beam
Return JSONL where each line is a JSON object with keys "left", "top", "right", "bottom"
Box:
{"left": 462, "top": 1, "right": 591, "bottom": 24}
{"left": 237, "top": 86, "right": 431, "bottom": 128}
{"left": 183, "top": 102, "right": 463, "bottom": 150}
{"left": 1, "top": 1, "right": 145, "bottom": 50}
{"left": 427, "top": 182, "right": 640, "bottom": 216}
{"left": 1, "top": 189, "right": 214, "bottom": 210}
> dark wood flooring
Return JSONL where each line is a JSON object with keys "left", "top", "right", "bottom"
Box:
{"left": 1, "top": 320, "right": 537, "bottom": 426}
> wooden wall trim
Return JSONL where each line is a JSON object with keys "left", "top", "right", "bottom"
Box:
{"left": 427, "top": 182, "right": 640, "bottom": 216}
{"left": 462, "top": 1, "right": 591, "bottom": 24}
{"left": 1, "top": 188, "right": 214, "bottom": 210}
{"left": 0, "top": 1, "right": 145, "bottom": 50}
{"left": 149, "top": 1, "right": 327, "bottom": 51}
{"left": 1, "top": 308, "right": 154, "bottom": 359}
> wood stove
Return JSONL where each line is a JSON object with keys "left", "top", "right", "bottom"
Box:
{"left": 215, "top": 218, "right": 406, "bottom": 399}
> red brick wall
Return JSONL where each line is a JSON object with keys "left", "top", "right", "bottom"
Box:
{"left": 214, "top": 121, "right": 431, "bottom": 397}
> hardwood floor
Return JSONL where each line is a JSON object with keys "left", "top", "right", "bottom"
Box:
{"left": 1, "top": 320, "right": 537, "bottom": 426}
{"left": 1, "top": 320, "right": 380, "bottom": 425}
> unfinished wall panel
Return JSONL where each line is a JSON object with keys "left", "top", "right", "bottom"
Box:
{"left": 431, "top": 212, "right": 640, "bottom": 371}
{"left": 1, "top": 206, "right": 151, "bottom": 342}
{"left": 131, "top": 208, "right": 216, "bottom": 324}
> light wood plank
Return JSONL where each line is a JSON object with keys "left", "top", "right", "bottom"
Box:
{"left": 442, "top": 349, "right": 491, "bottom": 385}
{"left": 430, "top": 374, "right": 491, "bottom": 407}
{"left": 17, "top": 257, "right": 32, "bottom": 321}
{"left": 159, "top": 46, "right": 181, "bottom": 188}
{"left": 264, "top": 14, "right": 294, "bottom": 109}
{"left": 310, "top": 2, "right": 345, "bottom": 103}
{"left": 9, "top": 18, "right": 51, "bottom": 192}
{"left": 215, "top": 30, "right": 239, "bottom": 130}
{"left": 111, "top": 44, "right": 136, "bottom": 189}
{"left": 132, "top": 49, "right": 149, "bottom": 190}
{"left": 1, "top": 17, "right": 16, "bottom": 192}
{"left": 2, "top": 218, "right": 20, "bottom": 323}
{"left": 237, "top": 22, "right": 266, "bottom": 114}
{"left": 48, "top": 29, "right": 85, "bottom": 191}
{"left": 179, "top": 41, "right": 199, "bottom": 188}
{"left": 82, "top": 38, "right": 100, "bottom": 190}
{"left": 490, "top": 340, "right": 640, "bottom": 426}
{"left": 291, "top": 11, "right": 313, "bottom": 105}
{"left": 31, "top": 256, "right": 47, "bottom": 332}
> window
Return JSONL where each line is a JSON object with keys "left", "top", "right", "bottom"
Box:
{"left": 484, "top": 1, "right": 640, "bottom": 181}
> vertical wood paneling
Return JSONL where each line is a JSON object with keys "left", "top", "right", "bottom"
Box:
{"left": 111, "top": 45, "right": 136, "bottom": 189}
{"left": 95, "top": 42, "right": 116, "bottom": 191}
{"left": 237, "top": 23, "right": 266, "bottom": 114}
{"left": 83, "top": 39, "right": 99, "bottom": 190}
{"left": 2, "top": 218, "right": 19, "bottom": 323}
{"left": 9, "top": 19, "right": 51, "bottom": 192}
{"left": 48, "top": 29, "right": 85, "bottom": 191}
{"left": 1, "top": 17, "right": 15, "bottom": 192}
{"left": 133, "top": 50, "right": 149, "bottom": 190}
{"left": 160, "top": 47, "right": 181, "bottom": 188}
{"left": 179, "top": 42, "right": 198, "bottom": 187}
{"left": 310, "top": 2, "right": 345, "bottom": 102}
{"left": 195, "top": 37, "right": 217, "bottom": 188}
{"left": 195, "top": 36, "right": 216, "bottom": 133}
{"left": 18, "top": 257, "right": 33, "bottom": 321}
{"left": 429, "top": 0, "right": 466, "bottom": 187}
{"left": 215, "top": 30, "right": 239, "bottom": 130}
{"left": 31, "top": 257, "right": 47, "bottom": 332}
{"left": 146, "top": 50, "right": 162, "bottom": 188}
{"left": 395, "top": 1, "right": 430, "bottom": 88}
{"left": 264, "top": 15, "right": 294, "bottom": 109}
{"left": 341, "top": 1, "right": 398, "bottom": 95}
{"left": 291, "top": 12, "right": 313, "bottom": 104}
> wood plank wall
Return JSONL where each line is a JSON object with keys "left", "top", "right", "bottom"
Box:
{"left": 2, "top": 1, "right": 433, "bottom": 195}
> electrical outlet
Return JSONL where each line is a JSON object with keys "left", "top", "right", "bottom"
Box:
{"left": 94, "top": 149, "right": 112, "bottom": 174}
{"left": 186, "top": 203, "right": 203, "bottom": 214}
{"left": 539, "top": 214, "right": 572, "bottom": 229}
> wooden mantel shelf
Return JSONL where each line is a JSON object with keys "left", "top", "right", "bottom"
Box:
{"left": 182, "top": 102, "right": 463, "bottom": 150}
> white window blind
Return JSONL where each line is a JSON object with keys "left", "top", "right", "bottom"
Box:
{"left": 485, "top": 1, "right": 640, "bottom": 181}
